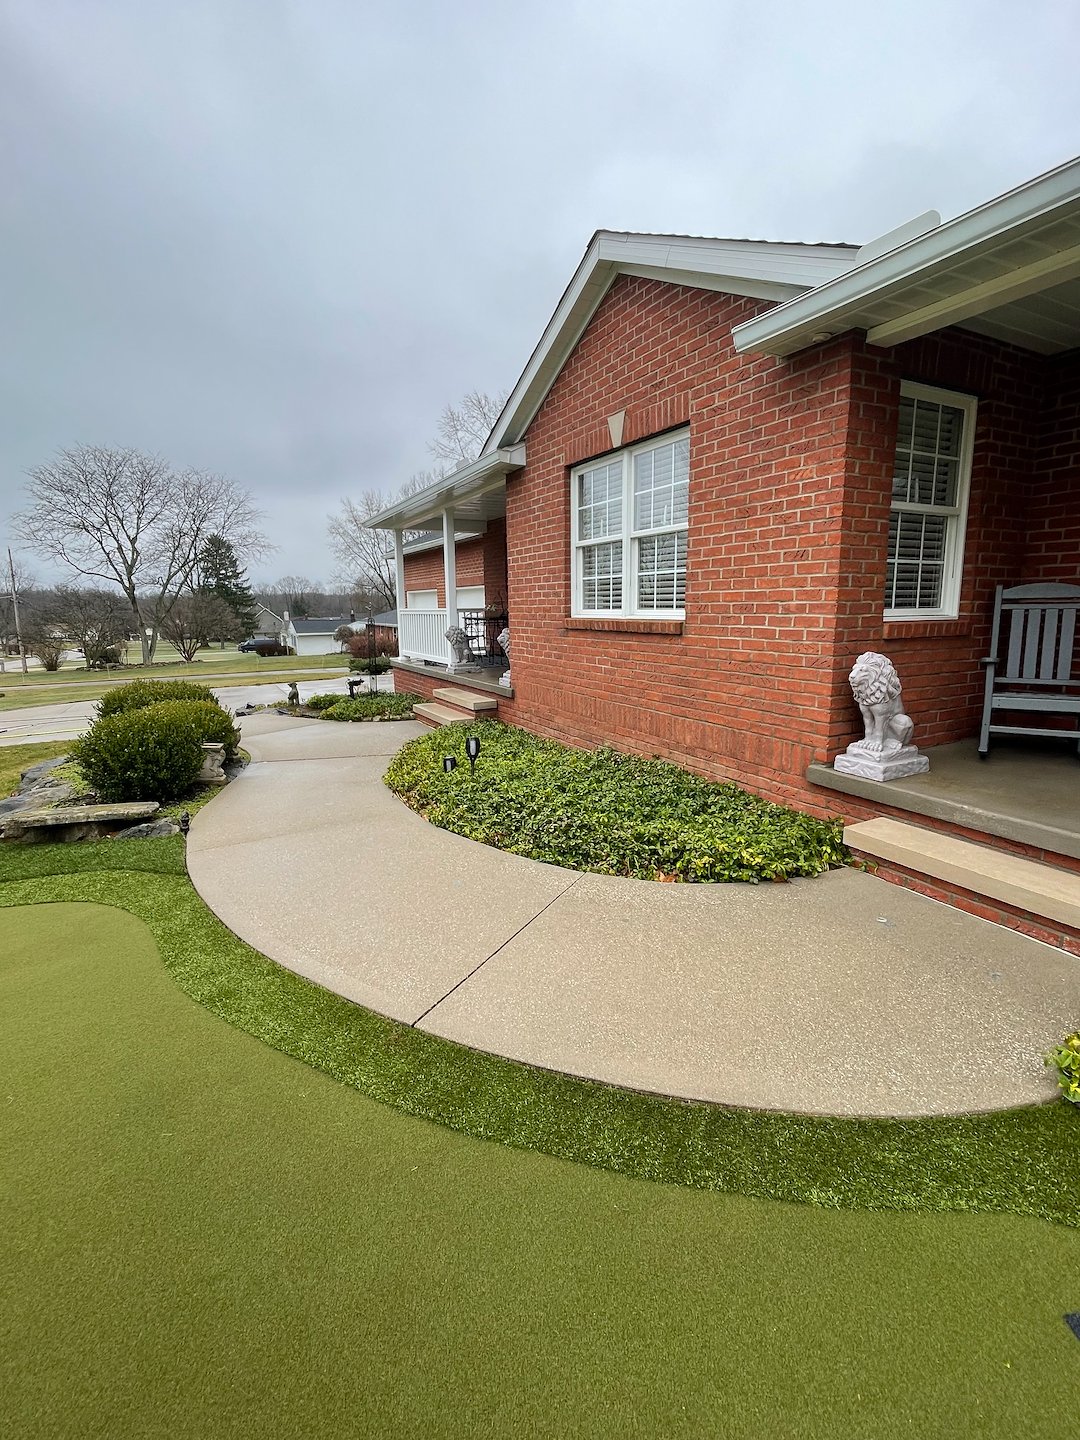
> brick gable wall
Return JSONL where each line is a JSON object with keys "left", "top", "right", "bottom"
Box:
{"left": 500, "top": 274, "right": 871, "bottom": 807}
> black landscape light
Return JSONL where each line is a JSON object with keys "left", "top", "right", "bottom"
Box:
{"left": 443, "top": 756, "right": 457, "bottom": 774}
{"left": 465, "top": 735, "right": 480, "bottom": 773}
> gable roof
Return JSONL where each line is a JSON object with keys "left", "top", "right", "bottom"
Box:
{"left": 482, "top": 231, "right": 859, "bottom": 452}
{"left": 287, "top": 616, "right": 352, "bottom": 635}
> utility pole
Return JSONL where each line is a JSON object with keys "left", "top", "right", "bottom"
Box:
{"left": 7, "top": 548, "right": 28, "bottom": 674}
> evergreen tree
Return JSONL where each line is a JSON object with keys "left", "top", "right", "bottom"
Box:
{"left": 198, "top": 533, "right": 256, "bottom": 635}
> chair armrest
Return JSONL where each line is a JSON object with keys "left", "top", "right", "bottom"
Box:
{"left": 979, "top": 656, "right": 998, "bottom": 668}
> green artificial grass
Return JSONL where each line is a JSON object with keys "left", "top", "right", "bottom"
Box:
{"left": 4, "top": 899, "right": 1080, "bottom": 1439}
{"left": 385, "top": 723, "right": 849, "bottom": 882}
{"left": 1, "top": 838, "right": 1077, "bottom": 1232}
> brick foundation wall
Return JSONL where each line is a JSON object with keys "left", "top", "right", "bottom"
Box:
{"left": 852, "top": 854, "right": 1080, "bottom": 957}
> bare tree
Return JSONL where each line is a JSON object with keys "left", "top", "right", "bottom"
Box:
{"left": 14, "top": 446, "right": 269, "bottom": 663}
{"left": 326, "top": 474, "right": 437, "bottom": 612}
{"left": 53, "top": 585, "right": 131, "bottom": 668}
{"left": 428, "top": 390, "right": 507, "bottom": 467}
{"left": 158, "top": 592, "right": 242, "bottom": 662}
{"left": 0, "top": 551, "right": 34, "bottom": 665}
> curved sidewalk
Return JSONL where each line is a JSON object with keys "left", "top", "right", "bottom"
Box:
{"left": 186, "top": 712, "right": 1080, "bottom": 1118}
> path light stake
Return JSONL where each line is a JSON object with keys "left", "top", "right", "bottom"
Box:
{"left": 443, "top": 756, "right": 457, "bottom": 775}
{"left": 465, "top": 735, "right": 480, "bottom": 775}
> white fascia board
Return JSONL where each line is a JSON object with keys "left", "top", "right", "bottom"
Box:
{"left": 363, "top": 447, "right": 525, "bottom": 531}
{"left": 484, "top": 233, "right": 860, "bottom": 451}
{"left": 731, "top": 154, "right": 1080, "bottom": 357}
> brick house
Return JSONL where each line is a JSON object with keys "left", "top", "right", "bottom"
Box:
{"left": 372, "top": 158, "right": 1080, "bottom": 949}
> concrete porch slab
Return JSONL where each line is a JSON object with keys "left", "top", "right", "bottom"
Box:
{"left": 809, "top": 737, "right": 1080, "bottom": 860}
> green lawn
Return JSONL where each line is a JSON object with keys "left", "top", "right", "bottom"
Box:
{"left": 0, "top": 658, "right": 350, "bottom": 714}
{"left": 0, "top": 741, "right": 73, "bottom": 798}
{"left": 3, "top": 893, "right": 1079, "bottom": 1438}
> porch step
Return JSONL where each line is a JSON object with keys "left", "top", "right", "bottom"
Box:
{"left": 413, "top": 702, "right": 469, "bottom": 728}
{"left": 432, "top": 687, "right": 499, "bottom": 713}
{"left": 845, "top": 817, "right": 1080, "bottom": 931}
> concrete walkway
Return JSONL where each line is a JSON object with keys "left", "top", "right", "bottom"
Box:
{"left": 184, "top": 713, "right": 1080, "bottom": 1119}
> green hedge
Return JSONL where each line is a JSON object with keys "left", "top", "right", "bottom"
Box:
{"left": 321, "top": 693, "right": 418, "bottom": 721}
{"left": 385, "top": 724, "right": 848, "bottom": 883}
{"left": 97, "top": 678, "right": 219, "bottom": 718}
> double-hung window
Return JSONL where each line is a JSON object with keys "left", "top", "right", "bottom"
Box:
{"left": 885, "top": 382, "right": 976, "bottom": 619}
{"left": 571, "top": 430, "right": 689, "bottom": 618}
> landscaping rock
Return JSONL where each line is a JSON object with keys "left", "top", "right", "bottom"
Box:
{"left": 111, "top": 818, "right": 181, "bottom": 840}
{"left": 19, "top": 756, "right": 70, "bottom": 785}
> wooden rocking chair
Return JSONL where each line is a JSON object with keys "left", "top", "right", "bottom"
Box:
{"left": 979, "top": 582, "right": 1080, "bottom": 757}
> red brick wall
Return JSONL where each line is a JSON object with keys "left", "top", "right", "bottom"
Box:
{"left": 504, "top": 274, "right": 874, "bottom": 808}
{"left": 502, "top": 272, "right": 1076, "bottom": 811}
{"left": 402, "top": 537, "right": 486, "bottom": 607}
{"left": 1024, "top": 352, "right": 1080, "bottom": 583}
{"left": 830, "top": 329, "right": 1044, "bottom": 752}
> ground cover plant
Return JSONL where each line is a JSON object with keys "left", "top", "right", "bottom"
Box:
{"left": 318, "top": 692, "right": 418, "bottom": 721}
{"left": 386, "top": 723, "right": 848, "bottom": 881}
{"left": 4, "top": 894, "right": 1079, "bottom": 1437}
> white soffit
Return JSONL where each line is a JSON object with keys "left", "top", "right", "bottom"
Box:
{"left": 484, "top": 231, "right": 859, "bottom": 451}
{"left": 731, "top": 155, "right": 1080, "bottom": 357}
{"left": 364, "top": 448, "right": 521, "bottom": 531}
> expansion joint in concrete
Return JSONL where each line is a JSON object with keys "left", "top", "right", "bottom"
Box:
{"left": 411, "top": 876, "right": 582, "bottom": 1027}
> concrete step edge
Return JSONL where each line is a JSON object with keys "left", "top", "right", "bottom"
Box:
{"left": 845, "top": 817, "right": 1080, "bottom": 931}
{"left": 432, "top": 687, "right": 499, "bottom": 711}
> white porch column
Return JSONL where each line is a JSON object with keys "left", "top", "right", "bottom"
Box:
{"left": 442, "top": 506, "right": 457, "bottom": 663}
{"left": 392, "top": 529, "right": 406, "bottom": 628}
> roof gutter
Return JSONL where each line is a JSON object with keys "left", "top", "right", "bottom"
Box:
{"left": 364, "top": 445, "right": 526, "bottom": 530}
{"left": 731, "top": 154, "right": 1080, "bottom": 357}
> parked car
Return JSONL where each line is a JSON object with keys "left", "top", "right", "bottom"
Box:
{"left": 238, "top": 639, "right": 292, "bottom": 656}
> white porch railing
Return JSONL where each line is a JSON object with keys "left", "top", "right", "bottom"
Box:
{"left": 399, "top": 608, "right": 449, "bottom": 663}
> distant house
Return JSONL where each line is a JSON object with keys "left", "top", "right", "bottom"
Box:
{"left": 282, "top": 612, "right": 398, "bottom": 656}
{"left": 250, "top": 604, "right": 284, "bottom": 641}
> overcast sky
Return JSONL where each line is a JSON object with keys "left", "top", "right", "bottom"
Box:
{"left": 2, "top": 0, "right": 1078, "bottom": 586}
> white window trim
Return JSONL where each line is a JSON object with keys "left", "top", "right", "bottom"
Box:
{"left": 884, "top": 380, "right": 977, "bottom": 622}
{"left": 570, "top": 429, "right": 690, "bottom": 620}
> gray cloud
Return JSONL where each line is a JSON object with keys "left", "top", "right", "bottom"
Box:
{"left": 2, "top": 0, "right": 1078, "bottom": 581}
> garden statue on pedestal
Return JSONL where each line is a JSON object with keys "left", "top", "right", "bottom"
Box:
{"left": 445, "top": 625, "right": 480, "bottom": 673}
{"left": 833, "top": 652, "right": 929, "bottom": 781}
{"left": 496, "top": 627, "right": 511, "bottom": 688}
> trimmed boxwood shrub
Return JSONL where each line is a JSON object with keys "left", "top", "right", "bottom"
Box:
{"left": 155, "top": 699, "right": 241, "bottom": 761}
{"left": 305, "top": 693, "right": 344, "bottom": 711}
{"left": 97, "top": 678, "right": 218, "bottom": 718}
{"left": 385, "top": 724, "right": 849, "bottom": 883}
{"left": 71, "top": 707, "right": 206, "bottom": 802}
{"left": 72, "top": 700, "right": 240, "bottom": 802}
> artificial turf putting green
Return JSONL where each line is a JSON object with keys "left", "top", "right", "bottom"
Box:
{"left": 1, "top": 837, "right": 1078, "bottom": 1229}
{"left": 3, "top": 899, "right": 1079, "bottom": 1439}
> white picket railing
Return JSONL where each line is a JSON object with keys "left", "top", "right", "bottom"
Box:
{"left": 398, "top": 608, "right": 450, "bottom": 664}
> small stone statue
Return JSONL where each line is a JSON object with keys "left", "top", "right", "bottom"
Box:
{"left": 834, "top": 652, "right": 929, "bottom": 781}
{"left": 286, "top": 682, "right": 300, "bottom": 706}
{"left": 445, "top": 625, "right": 479, "bottom": 671}
{"left": 496, "top": 627, "right": 511, "bottom": 688}
{"left": 197, "top": 743, "right": 229, "bottom": 786}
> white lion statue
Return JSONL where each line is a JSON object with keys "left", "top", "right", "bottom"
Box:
{"left": 445, "top": 625, "right": 477, "bottom": 667}
{"left": 496, "top": 627, "right": 510, "bottom": 661}
{"left": 848, "top": 651, "right": 914, "bottom": 756}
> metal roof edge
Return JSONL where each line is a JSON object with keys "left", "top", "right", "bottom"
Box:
{"left": 731, "top": 154, "right": 1080, "bottom": 356}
